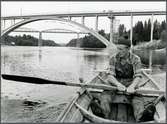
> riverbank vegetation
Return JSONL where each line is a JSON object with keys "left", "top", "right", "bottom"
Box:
{"left": 2, "top": 34, "right": 61, "bottom": 46}
{"left": 67, "top": 20, "right": 166, "bottom": 48}
{"left": 133, "top": 30, "right": 166, "bottom": 50}
{"left": 66, "top": 30, "right": 107, "bottom": 48}
{"left": 128, "top": 19, "right": 166, "bottom": 45}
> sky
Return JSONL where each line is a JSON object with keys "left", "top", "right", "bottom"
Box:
{"left": 1, "top": 1, "right": 166, "bottom": 44}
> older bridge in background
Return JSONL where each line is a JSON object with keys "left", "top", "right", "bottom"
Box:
{"left": 12, "top": 27, "right": 88, "bottom": 47}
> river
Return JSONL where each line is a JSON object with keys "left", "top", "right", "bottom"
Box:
{"left": 1, "top": 46, "right": 166, "bottom": 122}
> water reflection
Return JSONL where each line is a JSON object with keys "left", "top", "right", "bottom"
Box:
{"left": 2, "top": 47, "right": 166, "bottom": 76}
{"left": 74, "top": 48, "right": 109, "bottom": 80}
{"left": 83, "top": 54, "right": 108, "bottom": 70}
{"left": 38, "top": 49, "right": 42, "bottom": 63}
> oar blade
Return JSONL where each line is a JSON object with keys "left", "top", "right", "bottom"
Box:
{"left": 1, "top": 74, "right": 62, "bottom": 85}
{"left": 2, "top": 74, "right": 47, "bottom": 84}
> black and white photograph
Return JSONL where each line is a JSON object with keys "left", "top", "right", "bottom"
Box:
{"left": 1, "top": 1, "right": 166, "bottom": 123}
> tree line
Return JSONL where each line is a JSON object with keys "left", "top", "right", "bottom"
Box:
{"left": 119, "top": 19, "right": 166, "bottom": 45}
{"left": 66, "top": 30, "right": 107, "bottom": 48}
{"left": 67, "top": 20, "right": 166, "bottom": 48}
{"left": 2, "top": 34, "right": 60, "bottom": 46}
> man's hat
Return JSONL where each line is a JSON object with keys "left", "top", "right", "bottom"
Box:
{"left": 116, "top": 37, "right": 131, "bottom": 47}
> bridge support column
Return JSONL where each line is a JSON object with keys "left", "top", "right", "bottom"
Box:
{"left": 130, "top": 13, "right": 133, "bottom": 49}
{"left": 13, "top": 19, "right": 16, "bottom": 24}
{"left": 150, "top": 14, "right": 154, "bottom": 43}
{"left": 76, "top": 33, "right": 80, "bottom": 47}
{"left": 38, "top": 31, "right": 42, "bottom": 47}
{"left": 81, "top": 16, "right": 85, "bottom": 25}
{"left": 1, "top": 20, "right": 3, "bottom": 31}
{"left": 11, "top": 20, "right": 14, "bottom": 26}
{"left": 3, "top": 20, "right": 6, "bottom": 30}
{"left": 1, "top": 20, "right": 6, "bottom": 44}
{"left": 95, "top": 15, "right": 98, "bottom": 32}
{"left": 149, "top": 14, "right": 154, "bottom": 73}
{"left": 108, "top": 15, "right": 115, "bottom": 45}
{"left": 68, "top": 16, "right": 72, "bottom": 20}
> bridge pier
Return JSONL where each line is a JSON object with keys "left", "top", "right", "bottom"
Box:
{"left": 108, "top": 15, "right": 115, "bottom": 45}
{"left": 1, "top": 20, "right": 3, "bottom": 31}
{"left": 13, "top": 19, "right": 16, "bottom": 24}
{"left": 3, "top": 20, "right": 6, "bottom": 31}
{"left": 76, "top": 33, "right": 80, "bottom": 47}
{"left": 11, "top": 19, "right": 14, "bottom": 26}
{"left": 81, "top": 16, "right": 85, "bottom": 25}
{"left": 149, "top": 14, "right": 154, "bottom": 73}
{"left": 130, "top": 13, "right": 133, "bottom": 49}
{"left": 38, "top": 31, "right": 42, "bottom": 47}
{"left": 95, "top": 15, "right": 98, "bottom": 32}
{"left": 68, "top": 16, "right": 72, "bottom": 20}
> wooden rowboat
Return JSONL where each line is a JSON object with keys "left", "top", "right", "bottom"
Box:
{"left": 57, "top": 69, "right": 166, "bottom": 123}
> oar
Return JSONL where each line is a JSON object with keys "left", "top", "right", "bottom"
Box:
{"left": 1, "top": 74, "right": 119, "bottom": 91}
{"left": 2, "top": 74, "right": 164, "bottom": 96}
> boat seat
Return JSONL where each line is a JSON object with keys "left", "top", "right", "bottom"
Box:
{"left": 109, "top": 95, "right": 135, "bottom": 122}
{"left": 109, "top": 103, "right": 135, "bottom": 122}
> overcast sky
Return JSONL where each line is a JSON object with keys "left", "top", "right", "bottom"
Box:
{"left": 2, "top": 1, "right": 166, "bottom": 43}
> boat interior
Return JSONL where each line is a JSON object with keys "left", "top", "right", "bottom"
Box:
{"left": 76, "top": 89, "right": 166, "bottom": 123}
{"left": 90, "top": 93, "right": 136, "bottom": 122}
{"left": 88, "top": 91, "right": 157, "bottom": 123}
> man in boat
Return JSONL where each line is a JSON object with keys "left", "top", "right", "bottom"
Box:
{"left": 99, "top": 35, "right": 156, "bottom": 122}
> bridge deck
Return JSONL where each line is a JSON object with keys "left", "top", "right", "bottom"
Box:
{"left": 2, "top": 11, "right": 166, "bottom": 20}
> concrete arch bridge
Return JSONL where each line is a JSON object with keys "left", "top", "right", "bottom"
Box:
{"left": 1, "top": 10, "right": 166, "bottom": 49}
{"left": 1, "top": 17, "right": 115, "bottom": 49}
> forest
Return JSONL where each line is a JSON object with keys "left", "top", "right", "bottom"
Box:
{"left": 2, "top": 34, "right": 60, "bottom": 46}
{"left": 67, "top": 19, "right": 166, "bottom": 48}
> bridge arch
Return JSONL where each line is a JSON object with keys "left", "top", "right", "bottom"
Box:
{"left": 1, "top": 17, "right": 116, "bottom": 49}
{"left": 13, "top": 27, "right": 88, "bottom": 34}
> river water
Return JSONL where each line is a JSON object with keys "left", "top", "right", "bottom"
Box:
{"left": 1, "top": 46, "right": 112, "bottom": 122}
{"left": 1, "top": 46, "right": 166, "bottom": 122}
